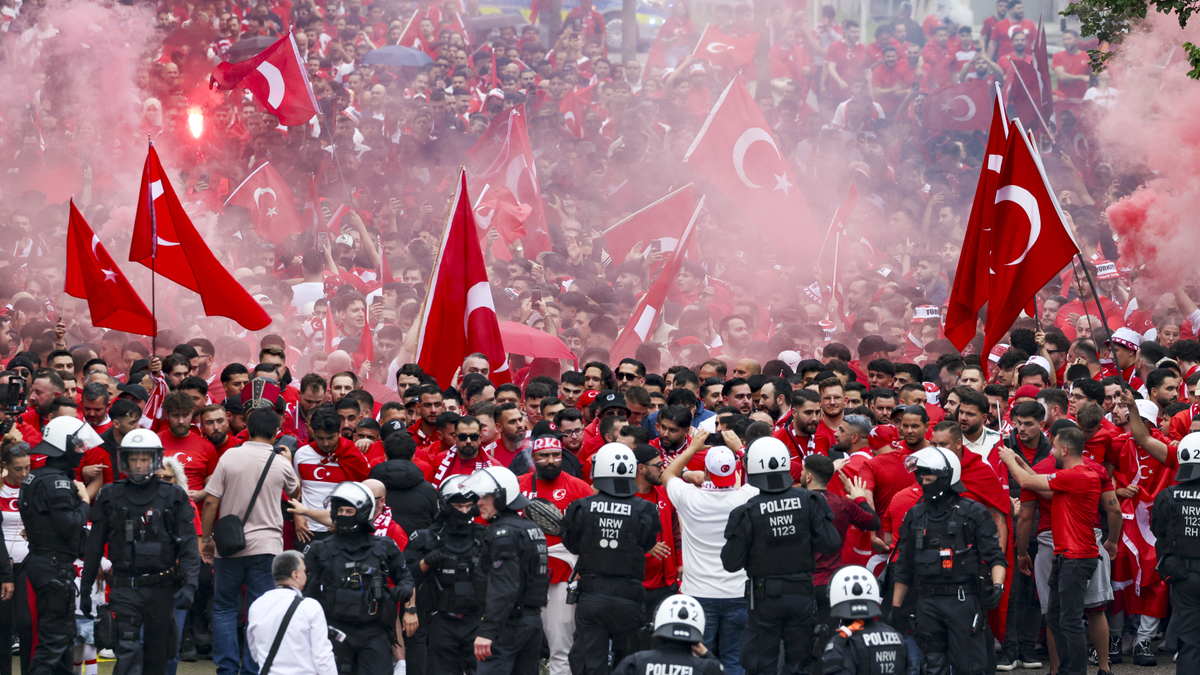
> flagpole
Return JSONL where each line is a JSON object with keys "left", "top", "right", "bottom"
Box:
{"left": 1010, "top": 66, "right": 1056, "bottom": 143}
{"left": 827, "top": 230, "right": 840, "bottom": 321}
{"left": 147, "top": 138, "right": 157, "bottom": 352}
{"left": 1073, "top": 253, "right": 1113, "bottom": 340}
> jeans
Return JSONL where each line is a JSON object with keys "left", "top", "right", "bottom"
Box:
{"left": 213, "top": 554, "right": 276, "bottom": 675}
{"left": 1047, "top": 556, "right": 1098, "bottom": 675}
{"left": 696, "top": 597, "right": 748, "bottom": 675}
{"left": 166, "top": 607, "right": 187, "bottom": 675}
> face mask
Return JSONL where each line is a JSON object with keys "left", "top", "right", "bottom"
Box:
{"left": 333, "top": 514, "right": 362, "bottom": 534}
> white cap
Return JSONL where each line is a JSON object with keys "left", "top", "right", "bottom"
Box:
{"left": 777, "top": 350, "right": 801, "bottom": 371}
{"left": 1108, "top": 327, "right": 1142, "bottom": 352}
{"left": 1135, "top": 399, "right": 1159, "bottom": 424}
{"left": 1026, "top": 355, "right": 1053, "bottom": 374}
{"left": 704, "top": 447, "right": 738, "bottom": 488}
{"left": 334, "top": 234, "right": 355, "bottom": 247}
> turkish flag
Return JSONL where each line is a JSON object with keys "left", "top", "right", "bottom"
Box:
{"left": 1032, "top": 20, "right": 1055, "bottom": 123}
{"left": 474, "top": 184, "right": 531, "bottom": 245}
{"left": 130, "top": 143, "right": 271, "bottom": 331}
{"left": 1006, "top": 59, "right": 1044, "bottom": 131}
{"left": 603, "top": 184, "right": 697, "bottom": 267}
{"left": 826, "top": 183, "right": 858, "bottom": 324}
{"left": 209, "top": 33, "right": 319, "bottom": 126}
{"left": 691, "top": 23, "right": 759, "bottom": 72}
{"left": 65, "top": 201, "right": 156, "bottom": 337}
{"left": 920, "top": 80, "right": 991, "bottom": 131}
{"left": 414, "top": 169, "right": 510, "bottom": 388}
{"left": 610, "top": 197, "right": 705, "bottom": 363}
{"left": 225, "top": 162, "right": 304, "bottom": 244}
{"left": 983, "top": 120, "right": 1079, "bottom": 359}
{"left": 684, "top": 77, "right": 818, "bottom": 256}
{"left": 946, "top": 84, "right": 1007, "bottom": 352}
{"left": 466, "top": 107, "right": 551, "bottom": 257}
{"left": 559, "top": 84, "right": 594, "bottom": 139}
{"left": 1113, "top": 490, "right": 1170, "bottom": 618}
{"left": 395, "top": 8, "right": 427, "bottom": 50}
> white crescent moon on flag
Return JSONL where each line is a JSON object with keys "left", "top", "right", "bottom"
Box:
{"left": 148, "top": 179, "right": 181, "bottom": 247}
{"left": 464, "top": 281, "right": 497, "bottom": 333}
{"left": 951, "top": 95, "right": 976, "bottom": 121}
{"left": 706, "top": 42, "right": 730, "bottom": 53}
{"left": 504, "top": 156, "right": 530, "bottom": 202}
{"left": 253, "top": 187, "right": 277, "bottom": 212}
{"left": 256, "top": 60, "right": 286, "bottom": 108}
{"left": 90, "top": 235, "right": 101, "bottom": 259}
{"left": 732, "top": 128, "right": 782, "bottom": 189}
{"left": 994, "top": 185, "right": 1041, "bottom": 266}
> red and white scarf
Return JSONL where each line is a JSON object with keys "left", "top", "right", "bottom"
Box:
{"left": 372, "top": 505, "right": 393, "bottom": 535}
{"left": 432, "top": 445, "right": 497, "bottom": 485}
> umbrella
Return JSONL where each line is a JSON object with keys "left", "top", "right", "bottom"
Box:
{"left": 499, "top": 322, "right": 577, "bottom": 363}
{"left": 226, "top": 36, "right": 277, "bottom": 63}
{"left": 465, "top": 13, "right": 529, "bottom": 31}
{"left": 360, "top": 46, "right": 433, "bottom": 67}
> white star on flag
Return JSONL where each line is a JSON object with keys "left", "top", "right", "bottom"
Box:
{"left": 102, "top": 268, "right": 117, "bottom": 282}
{"left": 773, "top": 173, "right": 793, "bottom": 195}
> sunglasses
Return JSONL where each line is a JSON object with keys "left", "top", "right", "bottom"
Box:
{"left": 457, "top": 433, "right": 481, "bottom": 442}
{"left": 615, "top": 371, "right": 639, "bottom": 381}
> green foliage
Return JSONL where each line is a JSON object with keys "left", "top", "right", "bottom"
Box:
{"left": 1065, "top": 0, "right": 1200, "bottom": 77}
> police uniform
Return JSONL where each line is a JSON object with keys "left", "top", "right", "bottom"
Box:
{"left": 561, "top": 485, "right": 660, "bottom": 675}
{"left": 892, "top": 449, "right": 1005, "bottom": 675}
{"left": 822, "top": 565, "right": 907, "bottom": 675}
{"left": 822, "top": 619, "right": 908, "bottom": 675}
{"left": 19, "top": 418, "right": 98, "bottom": 675}
{"left": 720, "top": 437, "right": 842, "bottom": 675}
{"left": 1150, "top": 435, "right": 1200, "bottom": 672}
{"left": 406, "top": 506, "right": 487, "bottom": 674}
{"left": 80, "top": 477, "right": 201, "bottom": 675}
{"left": 613, "top": 595, "right": 724, "bottom": 675}
{"left": 474, "top": 509, "right": 549, "bottom": 675}
{"left": 305, "top": 483, "right": 415, "bottom": 675}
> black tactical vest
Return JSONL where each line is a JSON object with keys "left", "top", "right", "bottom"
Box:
{"left": 910, "top": 498, "right": 981, "bottom": 584}
{"left": 746, "top": 487, "right": 814, "bottom": 577}
{"left": 317, "top": 537, "right": 393, "bottom": 625}
{"left": 574, "top": 494, "right": 648, "bottom": 580}
{"left": 108, "top": 482, "right": 181, "bottom": 575}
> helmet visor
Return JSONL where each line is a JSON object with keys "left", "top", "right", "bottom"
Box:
{"left": 119, "top": 449, "right": 163, "bottom": 483}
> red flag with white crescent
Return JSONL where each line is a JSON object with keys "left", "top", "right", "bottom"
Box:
{"left": 602, "top": 184, "right": 697, "bottom": 267}
{"left": 414, "top": 169, "right": 510, "bottom": 387}
{"left": 65, "top": 201, "right": 157, "bottom": 337}
{"left": 209, "top": 33, "right": 320, "bottom": 126}
{"left": 691, "top": 23, "right": 760, "bottom": 71}
{"left": 920, "top": 80, "right": 991, "bottom": 132}
{"left": 466, "top": 107, "right": 551, "bottom": 257}
{"left": 684, "top": 77, "right": 818, "bottom": 259}
{"left": 225, "top": 162, "right": 304, "bottom": 244}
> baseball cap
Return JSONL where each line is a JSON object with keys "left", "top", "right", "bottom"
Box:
{"left": 1013, "top": 385, "right": 1041, "bottom": 400}
{"left": 334, "top": 234, "right": 355, "bottom": 247}
{"left": 1096, "top": 261, "right": 1119, "bottom": 280}
{"left": 530, "top": 419, "right": 561, "bottom": 440}
{"left": 577, "top": 389, "right": 599, "bottom": 410}
{"left": 1107, "top": 327, "right": 1142, "bottom": 352}
{"left": 705, "top": 447, "right": 738, "bottom": 488}
{"left": 777, "top": 350, "right": 802, "bottom": 372}
{"left": 858, "top": 335, "right": 898, "bottom": 356}
{"left": 633, "top": 444, "right": 660, "bottom": 464}
{"left": 381, "top": 419, "right": 407, "bottom": 441}
{"left": 922, "top": 381, "right": 940, "bottom": 405}
{"left": 129, "top": 359, "right": 151, "bottom": 376}
{"left": 1025, "top": 355, "right": 1053, "bottom": 374}
{"left": 596, "top": 390, "right": 629, "bottom": 415}
{"left": 116, "top": 383, "right": 149, "bottom": 402}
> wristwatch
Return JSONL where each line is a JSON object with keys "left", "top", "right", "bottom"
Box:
{"left": 404, "top": 607, "right": 418, "bottom": 615}
{"left": 201, "top": 536, "right": 212, "bottom": 544}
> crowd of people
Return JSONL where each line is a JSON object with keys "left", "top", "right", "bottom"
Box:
{"left": 0, "top": 0, "right": 1196, "bottom": 673}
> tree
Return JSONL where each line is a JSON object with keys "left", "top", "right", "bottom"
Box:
{"left": 1066, "top": 0, "right": 1200, "bottom": 77}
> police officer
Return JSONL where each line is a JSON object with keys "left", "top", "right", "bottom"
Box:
{"left": 19, "top": 417, "right": 99, "bottom": 675}
{"left": 79, "top": 429, "right": 201, "bottom": 675}
{"left": 462, "top": 466, "right": 548, "bottom": 675}
{"left": 561, "top": 443, "right": 661, "bottom": 675}
{"left": 305, "top": 481, "right": 415, "bottom": 675}
{"left": 822, "top": 565, "right": 908, "bottom": 675}
{"left": 406, "top": 475, "right": 487, "bottom": 675}
{"left": 611, "top": 594, "right": 724, "bottom": 675}
{"left": 720, "top": 436, "right": 842, "bottom": 675}
{"left": 891, "top": 447, "right": 1005, "bottom": 675}
{"left": 1151, "top": 432, "right": 1200, "bottom": 671}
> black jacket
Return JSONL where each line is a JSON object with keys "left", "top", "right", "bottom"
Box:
{"left": 369, "top": 459, "right": 438, "bottom": 535}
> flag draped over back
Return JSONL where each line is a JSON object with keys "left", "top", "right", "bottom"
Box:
{"left": 131, "top": 144, "right": 271, "bottom": 331}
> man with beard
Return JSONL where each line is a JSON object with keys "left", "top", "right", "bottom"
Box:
{"left": 408, "top": 384, "right": 445, "bottom": 447}
{"left": 816, "top": 378, "right": 847, "bottom": 456}
{"left": 632, "top": 444, "right": 676, "bottom": 647}
{"left": 200, "top": 405, "right": 239, "bottom": 457}
{"left": 652, "top": 405, "right": 693, "bottom": 465}
{"left": 494, "top": 403, "right": 531, "bottom": 473}
{"left": 615, "top": 359, "right": 646, "bottom": 393}
{"left": 431, "top": 416, "right": 498, "bottom": 487}
{"left": 518, "top": 426, "right": 592, "bottom": 675}
{"left": 1146, "top": 368, "right": 1180, "bottom": 424}
{"left": 755, "top": 376, "right": 792, "bottom": 433}
{"left": 892, "top": 447, "right": 1007, "bottom": 675}
{"left": 774, "top": 390, "right": 822, "bottom": 474}
{"left": 861, "top": 407, "right": 925, "bottom": 516}
{"left": 159, "top": 391, "right": 218, "bottom": 509}
{"left": 554, "top": 409, "right": 588, "bottom": 478}
{"left": 20, "top": 369, "right": 64, "bottom": 445}
{"left": 830, "top": 414, "right": 876, "bottom": 568}
{"left": 957, "top": 390, "right": 1004, "bottom": 477}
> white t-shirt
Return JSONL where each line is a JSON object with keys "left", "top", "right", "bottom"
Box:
{"left": 665, "top": 478, "right": 758, "bottom": 599}
{"left": 0, "top": 483, "right": 26, "bottom": 563}
{"left": 290, "top": 281, "right": 325, "bottom": 310}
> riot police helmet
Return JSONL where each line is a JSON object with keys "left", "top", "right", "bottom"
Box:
{"left": 34, "top": 416, "right": 103, "bottom": 459}
{"left": 327, "top": 481, "right": 376, "bottom": 534}
{"left": 905, "top": 446, "right": 964, "bottom": 502}
{"left": 829, "top": 565, "right": 882, "bottom": 619}
{"left": 463, "top": 465, "right": 530, "bottom": 511}
{"left": 439, "top": 474, "right": 480, "bottom": 521}
{"left": 118, "top": 428, "right": 164, "bottom": 485}
{"left": 743, "top": 436, "right": 792, "bottom": 493}
{"left": 591, "top": 443, "right": 637, "bottom": 497}
{"left": 652, "top": 594, "right": 705, "bottom": 643}
{"left": 1176, "top": 432, "right": 1200, "bottom": 482}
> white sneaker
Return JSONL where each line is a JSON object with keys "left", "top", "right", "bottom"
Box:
{"left": 98, "top": 649, "right": 115, "bottom": 659}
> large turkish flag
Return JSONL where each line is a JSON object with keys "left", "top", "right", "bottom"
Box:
{"left": 210, "top": 33, "right": 319, "bottom": 126}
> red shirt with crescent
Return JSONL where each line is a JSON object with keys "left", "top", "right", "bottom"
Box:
{"left": 158, "top": 428, "right": 218, "bottom": 493}
{"left": 518, "top": 471, "right": 593, "bottom": 582}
